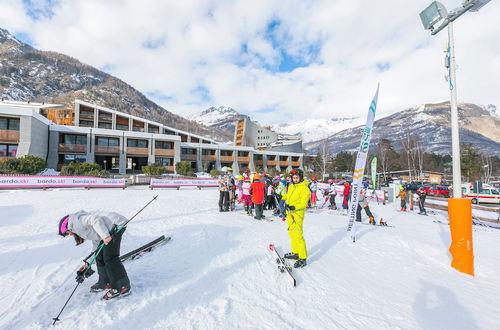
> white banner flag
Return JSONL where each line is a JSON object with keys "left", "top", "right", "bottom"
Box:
{"left": 347, "top": 85, "right": 380, "bottom": 241}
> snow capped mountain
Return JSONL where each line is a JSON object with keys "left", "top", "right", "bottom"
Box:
{"left": 187, "top": 106, "right": 248, "bottom": 132}
{"left": 271, "top": 117, "right": 365, "bottom": 143}
{"left": 305, "top": 101, "right": 500, "bottom": 156}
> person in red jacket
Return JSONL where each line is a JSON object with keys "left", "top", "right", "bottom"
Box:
{"left": 342, "top": 182, "right": 350, "bottom": 209}
{"left": 250, "top": 173, "right": 266, "bottom": 220}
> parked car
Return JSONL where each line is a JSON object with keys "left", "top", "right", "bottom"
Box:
{"left": 404, "top": 182, "right": 421, "bottom": 192}
{"left": 427, "top": 185, "right": 451, "bottom": 198}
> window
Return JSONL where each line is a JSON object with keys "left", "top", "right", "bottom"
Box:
{"left": 220, "top": 150, "right": 232, "bottom": 156}
{"left": 64, "top": 135, "right": 87, "bottom": 145}
{"left": 480, "top": 189, "right": 491, "bottom": 195}
{"left": 155, "top": 141, "right": 173, "bottom": 149}
{"left": 132, "top": 126, "right": 144, "bottom": 132}
{"left": 148, "top": 126, "right": 159, "bottom": 133}
{"left": 238, "top": 151, "right": 248, "bottom": 157}
{"left": 127, "top": 139, "right": 148, "bottom": 148}
{"left": 80, "top": 109, "right": 94, "bottom": 118}
{"left": 0, "top": 144, "right": 18, "bottom": 157}
{"left": 201, "top": 149, "right": 215, "bottom": 155}
{"left": 97, "top": 137, "right": 119, "bottom": 146}
{"left": 155, "top": 157, "right": 173, "bottom": 166}
{"left": 63, "top": 154, "right": 87, "bottom": 164}
{"left": 79, "top": 120, "right": 94, "bottom": 127}
{"left": 116, "top": 124, "right": 129, "bottom": 131}
{"left": 0, "top": 117, "right": 20, "bottom": 130}
{"left": 164, "top": 129, "right": 176, "bottom": 135}
{"left": 98, "top": 122, "right": 112, "bottom": 129}
{"left": 181, "top": 148, "right": 196, "bottom": 155}
{"left": 98, "top": 112, "right": 112, "bottom": 120}
{"left": 492, "top": 190, "right": 499, "bottom": 195}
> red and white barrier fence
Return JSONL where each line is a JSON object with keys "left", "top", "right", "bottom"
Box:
{"left": 0, "top": 175, "right": 126, "bottom": 189}
{"left": 150, "top": 178, "right": 218, "bottom": 189}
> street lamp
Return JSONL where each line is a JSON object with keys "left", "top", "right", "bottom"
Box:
{"left": 103, "top": 159, "right": 107, "bottom": 170}
{"left": 419, "top": 0, "right": 491, "bottom": 277}
{"left": 419, "top": 0, "right": 491, "bottom": 198}
{"left": 132, "top": 162, "right": 136, "bottom": 175}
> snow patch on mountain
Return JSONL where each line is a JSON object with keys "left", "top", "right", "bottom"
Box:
{"left": 187, "top": 106, "right": 241, "bottom": 126}
{"left": 271, "top": 117, "right": 365, "bottom": 143}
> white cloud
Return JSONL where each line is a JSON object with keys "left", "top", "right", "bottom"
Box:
{"left": 1, "top": 0, "right": 499, "bottom": 124}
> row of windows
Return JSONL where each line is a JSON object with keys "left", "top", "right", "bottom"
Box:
{"left": 0, "top": 117, "right": 20, "bottom": 131}
{"left": 0, "top": 144, "right": 18, "bottom": 157}
{"left": 181, "top": 148, "right": 196, "bottom": 155}
{"left": 155, "top": 157, "right": 174, "bottom": 166}
{"left": 64, "top": 134, "right": 87, "bottom": 145}
{"left": 127, "top": 139, "right": 148, "bottom": 148}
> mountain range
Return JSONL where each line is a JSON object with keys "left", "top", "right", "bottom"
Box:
{"left": 0, "top": 28, "right": 232, "bottom": 142}
{"left": 1, "top": 27, "right": 498, "bottom": 156}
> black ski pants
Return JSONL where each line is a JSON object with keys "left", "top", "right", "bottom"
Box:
{"left": 219, "top": 191, "right": 229, "bottom": 211}
{"left": 96, "top": 228, "right": 130, "bottom": 290}
{"left": 356, "top": 204, "right": 374, "bottom": 222}
{"left": 401, "top": 199, "right": 407, "bottom": 209}
{"left": 254, "top": 203, "right": 264, "bottom": 219}
{"left": 418, "top": 197, "right": 426, "bottom": 213}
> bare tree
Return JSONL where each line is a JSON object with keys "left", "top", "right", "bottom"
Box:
{"left": 481, "top": 154, "right": 493, "bottom": 183}
{"left": 400, "top": 129, "right": 413, "bottom": 180}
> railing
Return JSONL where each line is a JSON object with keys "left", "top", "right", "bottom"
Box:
{"left": 155, "top": 149, "right": 175, "bottom": 157}
{"left": 201, "top": 155, "right": 216, "bottom": 161}
{"left": 238, "top": 156, "right": 250, "bottom": 162}
{"left": 220, "top": 156, "right": 234, "bottom": 162}
{"left": 291, "top": 161, "right": 300, "bottom": 167}
{"left": 95, "top": 146, "right": 120, "bottom": 154}
{"left": 180, "top": 154, "right": 197, "bottom": 161}
{"left": 267, "top": 160, "right": 277, "bottom": 166}
{"left": 58, "top": 143, "right": 87, "bottom": 153}
{"left": 79, "top": 114, "right": 94, "bottom": 120}
{"left": 0, "top": 130, "right": 20, "bottom": 141}
{"left": 126, "top": 147, "right": 149, "bottom": 156}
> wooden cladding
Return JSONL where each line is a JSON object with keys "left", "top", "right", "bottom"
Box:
{"left": 58, "top": 144, "right": 86, "bottom": 153}
{"left": 181, "top": 154, "right": 197, "bottom": 161}
{"left": 220, "top": 156, "right": 234, "bottom": 162}
{"left": 95, "top": 146, "right": 120, "bottom": 154}
{"left": 0, "top": 130, "right": 19, "bottom": 142}
{"left": 155, "top": 149, "right": 175, "bottom": 157}
{"left": 127, "top": 147, "right": 149, "bottom": 156}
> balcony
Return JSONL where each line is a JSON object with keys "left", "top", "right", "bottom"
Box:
{"left": 267, "top": 160, "right": 277, "bottom": 166}
{"left": 58, "top": 143, "right": 86, "bottom": 153}
{"left": 237, "top": 156, "right": 250, "bottom": 162}
{"left": 220, "top": 155, "right": 234, "bottom": 162}
{"left": 0, "top": 130, "right": 20, "bottom": 142}
{"left": 127, "top": 147, "right": 149, "bottom": 156}
{"left": 155, "top": 149, "right": 175, "bottom": 157}
{"left": 201, "top": 155, "right": 216, "bottom": 161}
{"left": 95, "top": 146, "right": 120, "bottom": 154}
{"left": 291, "top": 161, "right": 301, "bottom": 167}
{"left": 181, "top": 154, "right": 197, "bottom": 161}
{"left": 279, "top": 161, "right": 289, "bottom": 167}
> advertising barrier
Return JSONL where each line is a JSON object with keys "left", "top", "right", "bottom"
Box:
{"left": 318, "top": 183, "right": 385, "bottom": 202}
{"left": 0, "top": 176, "right": 126, "bottom": 189}
{"left": 150, "top": 178, "right": 218, "bottom": 189}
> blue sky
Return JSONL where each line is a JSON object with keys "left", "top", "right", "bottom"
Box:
{"left": 1, "top": 0, "right": 499, "bottom": 124}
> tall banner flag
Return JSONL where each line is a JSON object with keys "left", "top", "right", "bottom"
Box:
{"left": 371, "top": 157, "right": 378, "bottom": 189}
{"left": 347, "top": 85, "right": 380, "bottom": 242}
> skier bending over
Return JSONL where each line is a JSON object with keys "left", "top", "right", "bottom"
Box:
{"left": 58, "top": 211, "right": 131, "bottom": 300}
{"left": 356, "top": 190, "right": 375, "bottom": 224}
{"left": 282, "top": 168, "right": 311, "bottom": 268}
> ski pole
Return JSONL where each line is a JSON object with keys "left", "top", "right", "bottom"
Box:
{"left": 51, "top": 195, "right": 158, "bottom": 326}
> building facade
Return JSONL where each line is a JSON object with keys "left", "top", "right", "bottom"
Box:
{"left": 0, "top": 100, "right": 304, "bottom": 174}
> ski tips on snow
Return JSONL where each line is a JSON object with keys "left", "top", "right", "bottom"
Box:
{"left": 268, "top": 243, "right": 296, "bottom": 287}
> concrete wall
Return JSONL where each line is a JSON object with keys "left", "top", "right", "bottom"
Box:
{"left": 18, "top": 115, "right": 49, "bottom": 160}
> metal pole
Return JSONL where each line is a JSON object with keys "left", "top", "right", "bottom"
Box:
{"left": 448, "top": 22, "right": 462, "bottom": 198}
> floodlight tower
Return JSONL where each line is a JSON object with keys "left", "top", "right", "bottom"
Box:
{"left": 419, "top": 0, "right": 492, "bottom": 277}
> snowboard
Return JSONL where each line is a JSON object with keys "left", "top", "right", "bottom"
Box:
{"left": 268, "top": 244, "right": 296, "bottom": 287}
{"left": 120, "top": 235, "right": 171, "bottom": 262}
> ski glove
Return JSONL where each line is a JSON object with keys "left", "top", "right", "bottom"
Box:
{"left": 75, "top": 267, "right": 95, "bottom": 283}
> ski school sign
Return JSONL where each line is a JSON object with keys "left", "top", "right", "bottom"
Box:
{"left": 0, "top": 175, "right": 126, "bottom": 189}
{"left": 150, "top": 178, "right": 218, "bottom": 189}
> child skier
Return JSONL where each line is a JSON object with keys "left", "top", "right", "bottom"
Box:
{"left": 309, "top": 177, "right": 318, "bottom": 208}
{"left": 282, "top": 169, "right": 311, "bottom": 268}
{"left": 275, "top": 177, "right": 287, "bottom": 218}
{"left": 250, "top": 173, "right": 265, "bottom": 220}
{"left": 397, "top": 186, "right": 408, "bottom": 211}
{"left": 242, "top": 177, "right": 253, "bottom": 215}
{"left": 416, "top": 187, "right": 427, "bottom": 215}
{"left": 357, "top": 190, "right": 375, "bottom": 224}
{"left": 237, "top": 175, "right": 244, "bottom": 203}
{"left": 58, "top": 211, "right": 131, "bottom": 300}
{"left": 342, "top": 182, "right": 350, "bottom": 209}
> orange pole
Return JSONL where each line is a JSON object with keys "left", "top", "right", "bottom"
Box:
{"left": 448, "top": 198, "right": 474, "bottom": 276}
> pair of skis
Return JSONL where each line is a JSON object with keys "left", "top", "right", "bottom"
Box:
{"left": 120, "top": 235, "right": 171, "bottom": 262}
{"left": 268, "top": 244, "right": 296, "bottom": 287}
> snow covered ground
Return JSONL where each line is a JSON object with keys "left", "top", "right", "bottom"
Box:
{"left": 0, "top": 187, "right": 499, "bottom": 329}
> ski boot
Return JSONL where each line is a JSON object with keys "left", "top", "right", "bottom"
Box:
{"left": 369, "top": 216, "right": 375, "bottom": 225}
{"left": 379, "top": 218, "right": 387, "bottom": 226}
{"left": 90, "top": 282, "right": 111, "bottom": 293}
{"left": 284, "top": 252, "right": 299, "bottom": 260}
{"left": 103, "top": 285, "right": 131, "bottom": 300}
{"left": 294, "top": 259, "right": 307, "bottom": 268}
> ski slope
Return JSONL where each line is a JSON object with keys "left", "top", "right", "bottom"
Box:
{"left": 0, "top": 187, "right": 499, "bottom": 329}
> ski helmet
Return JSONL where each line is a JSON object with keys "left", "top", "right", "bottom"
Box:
{"left": 327, "top": 179, "right": 334, "bottom": 184}
{"left": 254, "top": 173, "right": 261, "bottom": 180}
{"left": 58, "top": 215, "right": 70, "bottom": 237}
{"left": 237, "top": 175, "right": 243, "bottom": 180}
